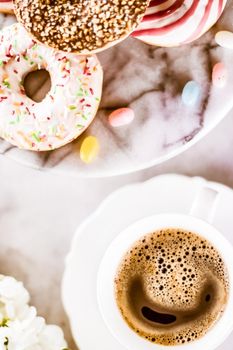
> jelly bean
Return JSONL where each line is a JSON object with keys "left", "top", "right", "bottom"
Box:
{"left": 215, "top": 31, "right": 233, "bottom": 49}
{"left": 80, "top": 136, "right": 100, "bottom": 164}
{"left": 212, "top": 62, "right": 227, "bottom": 88}
{"left": 108, "top": 108, "right": 135, "bottom": 127}
{"left": 182, "top": 81, "right": 200, "bottom": 107}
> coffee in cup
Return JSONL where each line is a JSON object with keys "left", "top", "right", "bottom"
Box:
{"left": 98, "top": 188, "right": 233, "bottom": 350}
{"left": 115, "top": 228, "right": 229, "bottom": 346}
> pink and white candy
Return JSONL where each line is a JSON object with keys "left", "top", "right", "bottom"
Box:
{"left": 0, "top": 0, "right": 14, "bottom": 14}
{"left": 132, "top": 0, "right": 227, "bottom": 47}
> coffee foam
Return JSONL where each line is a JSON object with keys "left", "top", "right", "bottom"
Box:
{"left": 115, "top": 229, "right": 229, "bottom": 345}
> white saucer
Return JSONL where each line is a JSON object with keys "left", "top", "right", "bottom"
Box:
{"left": 62, "top": 174, "right": 233, "bottom": 349}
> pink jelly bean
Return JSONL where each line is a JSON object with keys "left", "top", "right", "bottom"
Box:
{"left": 212, "top": 62, "right": 227, "bottom": 88}
{"left": 108, "top": 108, "right": 135, "bottom": 127}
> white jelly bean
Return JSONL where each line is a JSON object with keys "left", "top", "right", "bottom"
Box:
{"left": 108, "top": 108, "right": 135, "bottom": 127}
{"left": 182, "top": 81, "right": 200, "bottom": 107}
{"left": 215, "top": 31, "right": 233, "bottom": 50}
{"left": 212, "top": 62, "right": 227, "bottom": 88}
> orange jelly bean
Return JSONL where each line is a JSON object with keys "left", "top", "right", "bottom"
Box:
{"left": 212, "top": 62, "right": 227, "bottom": 88}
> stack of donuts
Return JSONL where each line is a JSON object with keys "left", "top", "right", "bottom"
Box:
{"left": 0, "top": 0, "right": 227, "bottom": 151}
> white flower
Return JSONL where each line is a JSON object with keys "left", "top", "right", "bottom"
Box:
{"left": 0, "top": 276, "right": 29, "bottom": 322}
{"left": 38, "top": 325, "right": 67, "bottom": 349}
{"left": 0, "top": 276, "right": 67, "bottom": 350}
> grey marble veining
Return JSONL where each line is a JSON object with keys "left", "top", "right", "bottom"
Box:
{"left": 1, "top": 2, "right": 233, "bottom": 176}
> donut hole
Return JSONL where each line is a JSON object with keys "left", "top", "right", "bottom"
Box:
{"left": 23, "top": 69, "right": 51, "bottom": 103}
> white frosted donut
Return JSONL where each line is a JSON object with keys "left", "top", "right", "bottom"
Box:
{"left": 0, "top": 1, "right": 14, "bottom": 14}
{"left": 132, "top": 0, "right": 227, "bottom": 47}
{"left": 0, "top": 23, "right": 103, "bottom": 151}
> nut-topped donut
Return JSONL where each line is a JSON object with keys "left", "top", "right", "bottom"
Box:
{"left": 13, "top": 0, "right": 150, "bottom": 54}
{"left": 0, "top": 23, "right": 103, "bottom": 151}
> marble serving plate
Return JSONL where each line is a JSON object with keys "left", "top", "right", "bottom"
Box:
{"left": 1, "top": 3, "right": 233, "bottom": 177}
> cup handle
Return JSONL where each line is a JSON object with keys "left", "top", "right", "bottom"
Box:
{"left": 189, "top": 187, "right": 219, "bottom": 224}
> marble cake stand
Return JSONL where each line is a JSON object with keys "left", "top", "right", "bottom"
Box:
{"left": 1, "top": 2, "right": 233, "bottom": 177}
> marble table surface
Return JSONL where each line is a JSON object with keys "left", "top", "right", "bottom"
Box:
{"left": 1, "top": 3, "right": 233, "bottom": 350}
{"left": 1, "top": 105, "right": 233, "bottom": 349}
{"left": 1, "top": 2, "right": 233, "bottom": 176}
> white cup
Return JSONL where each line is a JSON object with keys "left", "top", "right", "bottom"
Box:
{"left": 97, "top": 187, "right": 233, "bottom": 350}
